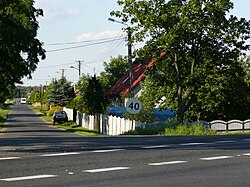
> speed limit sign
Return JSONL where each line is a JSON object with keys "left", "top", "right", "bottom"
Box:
{"left": 126, "top": 98, "right": 142, "bottom": 114}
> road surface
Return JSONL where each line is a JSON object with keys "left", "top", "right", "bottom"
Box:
{"left": 1, "top": 104, "right": 250, "bottom": 186}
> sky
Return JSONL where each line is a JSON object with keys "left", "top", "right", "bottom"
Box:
{"left": 21, "top": 0, "right": 250, "bottom": 86}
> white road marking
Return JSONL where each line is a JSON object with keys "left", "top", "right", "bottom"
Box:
{"left": 200, "top": 156, "right": 233, "bottom": 161}
{"left": 0, "top": 157, "right": 20, "bottom": 160}
{"left": 215, "top": 140, "right": 237, "bottom": 144}
{"left": 91, "top": 149, "right": 126, "bottom": 153}
{"left": 149, "top": 161, "right": 187, "bottom": 166}
{"left": 0, "top": 175, "right": 57, "bottom": 182}
{"left": 83, "top": 167, "right": 130, "bottom": 173}
{"left": 41, "top": 152, "right": 81, "bottom": 157}
{"left": 179, "top": 143, "right": 208, "bottom": 146}
{"left": 242, "top": 153, "right": 250, "bottom": 156}
{"left": 142, "top": 145, "right": 170, "bottom": 149}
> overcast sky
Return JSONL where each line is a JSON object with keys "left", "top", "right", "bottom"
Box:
{"left": 21, "top": 0, "right": 250, "bottom": 86}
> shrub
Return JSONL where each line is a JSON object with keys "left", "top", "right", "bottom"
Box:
{"left": 39, "top": 107, "right": 47, "bottom": 115}
{"left": 47, "top": 106, "right": 63, "bottom": 116}
{"left": 163, "top": 124, "right": 216, "bottom": 136}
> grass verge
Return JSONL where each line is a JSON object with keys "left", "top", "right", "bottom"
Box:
{"left": 30, "top": 105, "right": 101, "bottom": 136}
{"left": 55, "top": 121, "right": 102, "bottom": 136}
{"left": 0, "top": 104, "right": 12, "bottom": 130}
{"left": 162, "top": 124, "right": 216, "bottom": 136}
{"left": 124, "top": 124, "right": 216, "bottom": 136}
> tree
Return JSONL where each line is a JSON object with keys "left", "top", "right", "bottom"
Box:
{"left": 84, "top": 75, "right": 109, "bottom": 115}
{"left": 112, "top": 0, "right": 250, "bottom": 123}
{"left": 71, "top": 74, "right": 91, "bottom": 113}
{"left": 0, "top": 0, "right": 45, "bottom": 103}
{"left": 48, "top": 77, "right": 75, "bottom": 107}
{"left": 83, "top": 75, "right": 109, "bottom": 132}
{"left": 98, "top": 55, "right": 129, "bottom": 91}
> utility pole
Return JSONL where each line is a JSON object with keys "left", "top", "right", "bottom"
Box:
{"left": 76, "top": 60, "right": 84, "bottom": 78}
{"left": 127, "top": 26, "right": 133, "bottom": 93}
{"left": 71, "top": 60, "right": 83, "bottom": 79}
{"left": 108, "top": 18, "right": 133, "bottom": 96}
{"left": 60, "top": 69, "right": 66, "bottom": 78}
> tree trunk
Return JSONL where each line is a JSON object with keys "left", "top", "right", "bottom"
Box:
{"left": 94, "top": 114, "right": 100, "bottom": 133}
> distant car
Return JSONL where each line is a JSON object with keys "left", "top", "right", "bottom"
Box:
{"left": 20, "top": 98, "right": 27, "bottom": 104}
{"left": 52, "top": 110, "right": 68, "bottom": 125}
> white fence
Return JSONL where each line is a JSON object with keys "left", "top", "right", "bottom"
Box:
{"left": 207, "top": 119, "right": 250, "bottom": 131}
{"left": 64, "top": 108, "right": 250, "bottom": 134}
{"left": 64, "top": 108, "right": 140, "bottom": 135}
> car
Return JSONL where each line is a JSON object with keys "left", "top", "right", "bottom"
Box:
{"left": 52, "top": 110, "right": 68, "bottom": 125}
{"left": 20, "top": 98, "right": 27, "bottom": 104}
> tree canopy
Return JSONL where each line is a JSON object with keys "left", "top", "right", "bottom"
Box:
{"left": 0, "top": 0, "right": 45, "bottom": 103}
{"left": 98, "top": 55, "right": 129, "bottom": 91}
{"left": 48, "top": 77, "right": 75, "bottom": 107}
{"left": 112, "top": 0, "right": 250, "bottom": 122}
{"left": 84, "top": 75, "right": 109, "bottom": 115}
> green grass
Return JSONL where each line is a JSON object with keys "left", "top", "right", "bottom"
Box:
{"left": 55, "top": 121, "right": 102, "bottom": 136}
{"left": 162, "top": 124, "right": 216, "bottom": 136}
{"left": 0, "top": 104, "right": 12, "bottom": 130}
{"left": 124, "top": 123, "right": 216, "bottom": 136}
{"left": 30, "top": 105, "right": 101, "bottom": 136}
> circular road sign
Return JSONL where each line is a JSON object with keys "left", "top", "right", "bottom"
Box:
{"left": 126, "top": 98, "right": 142, "bottom": 114}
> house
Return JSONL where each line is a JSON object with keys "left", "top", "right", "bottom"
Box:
{"left": 108, "top": 57, "right": 157, "bottom": 101}
{"left": 107, "top": 52, "right": 174, "bottom": 120}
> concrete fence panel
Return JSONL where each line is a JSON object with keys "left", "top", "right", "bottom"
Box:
{"left": 210, "top": 120, "right": 227, "bottom": 131}
{"left": 244, "top": 120, "right": 250, "bottom": 130}
{"left": 227, "top": 120, "right": 243, "bottom": 130}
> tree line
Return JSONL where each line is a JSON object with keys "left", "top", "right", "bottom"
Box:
{"left": 1, "top": 0, "right": 250, "bottom": 123}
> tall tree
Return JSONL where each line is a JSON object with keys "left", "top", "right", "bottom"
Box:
{"left": 112, "top": 0, "right": 250, "bottom": 123}
{"left": 48, "top": 77, "right": 75, "bottom": 107}
{"left": 0, "top": 0, "right": 45, "bottom": 103}
{"left": 84, "top": 75, "right": 109, "bottom": 115}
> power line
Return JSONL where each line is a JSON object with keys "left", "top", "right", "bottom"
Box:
{"left": 46, "top": 37, "right": 126, "bottom": 53}
{"left": 38, "top": 62, "right": 74, "bottom": 69}
{"left": 45, "top": 35, "right": 126, "bottom": 46}
{"left": 87, "top": 30, "right": 126, "bottom": 65}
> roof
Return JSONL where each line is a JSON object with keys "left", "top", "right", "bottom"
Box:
{"left": 107, "top": 58, "right": 157, "bottom": 97}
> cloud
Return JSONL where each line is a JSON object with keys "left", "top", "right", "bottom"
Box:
{"left": 74, "top": 30, "right": 125, "bottom": 42}
{"left": 34, "top": 0, "right": 80, "bottom": 23}
{"left": 68, "top": 8, "right": 80, "bottom": 16}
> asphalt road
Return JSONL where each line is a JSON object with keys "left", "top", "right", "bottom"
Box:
{"left": 1, "top": 104, "right": 250, "bottom": 187}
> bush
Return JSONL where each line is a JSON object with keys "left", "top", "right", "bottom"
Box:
{"left": 47, "top": 106, "right": 63, "bottom": 116}
{"left": 123, "top": 123, "right": 215, "bottom": 136}
{"left": 163, "top": 124, "right": 216, "bottom": 136}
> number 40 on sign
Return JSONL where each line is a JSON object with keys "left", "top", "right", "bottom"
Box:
{"left": 126, "top": 98, "right": 142, "bottom": 114}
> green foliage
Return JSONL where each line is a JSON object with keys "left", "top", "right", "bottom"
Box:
{"left": 0, "top": 0, "right": 45, "bottom": 103}
{"left": 98, "top": 55, "right": 129, "bottom": 91}
{"left": 83, "top": 75, "right": 109, "bottom": 115}
{"left": 112, "top": 0, "right": 250, "bottom": 122}
{"left": 163, "top": 124, "right": 216, "bottom": 136}
{"left": 77, "top": 74, "right": 91, "bottom": 94}
{"left": 124, "top": 123, "right": 215, "bottom": 136}
{"left": 48, "top": 77, "right": 75, "bottom": 107}
{"left": 47, "top": 106, "right": 63, "bottom": 116}
{"left": 0, "top": 104, "right": 12, "bottom": 129}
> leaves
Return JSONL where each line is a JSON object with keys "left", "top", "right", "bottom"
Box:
{"left": 113, "top": 0, "right": 250, "bottom": 122}
{"left": 48, "top": 77, "right": 75, "bottom": 107}
{"left": 0, "top": 0, "right": 45, "bottom": 103}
